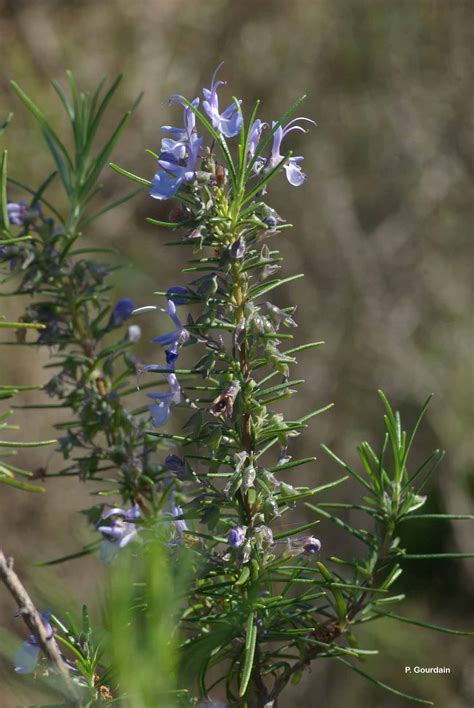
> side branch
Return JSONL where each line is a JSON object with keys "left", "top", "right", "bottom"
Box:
{"left": 0, "top": 549, "right": 79, "bottom": 702}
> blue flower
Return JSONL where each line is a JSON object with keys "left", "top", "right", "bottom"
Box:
{"left": 151, "top": 134, "right": 202, "bottom": 200}
{"left": 202, "top": 63, "right": 243, "bottom": 138}
{"left": 151, "top": 97, "right": 202, "bottom": 201}
{"left": 167, "top": 285, "right": 191, "bottom": 306}
{"left": 138, "top": 292, "right": 186, "bottom": 425}
{"left": 111, "top": 297, "right": 135, "bottom": 326}
{"left": 14, "top": 610, "right": 52, "bottom": 674}
{"left": 228, "top": 525, "right": 247, "bottom": 549}
{"left": 165, "top": 454, "right": 186, "bottom": 475}
{"left": 96, "top": 504, "right": 140, "bottom": 563}
{"left": 147, "top": 372, "right": 181, "bottom": 426}
{"left": 150, "top": 299, "right": 188, "bottom": 365}
{"left": 264, "top": 117, "right": 315, "bottom": 186}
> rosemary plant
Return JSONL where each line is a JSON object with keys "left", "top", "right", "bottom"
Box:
{"left": 0, "top": 69, "right": 472, "bottom": 707}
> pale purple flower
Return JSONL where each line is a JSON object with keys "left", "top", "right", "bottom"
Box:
{"left": 228, "top": 525, "right": 247, "bottom": 548}
{"left": 248, "top": 119, "right": 267, "bottom": 158}
{"left": 147, "top": 372, "right": 181, "bottom": 426}
{"left": 202, "top": 63, "right": 243, "bottom": 138}
{"left": 7, "top": 201, "right": 28, "bottom": 226}
{"left": 161, "top": 96, "right": 199, "bottom": 143}
{"left": 255, "top": 525, "right": 274, "bottom": 549}
{"left": 97, "top": 504, "right": 140, "bottom": 563}
{"left": 303, "top": 536, "right": 321, "bottom": 554}
{"left": 265, "top": 302, "right": 297, "bottom": 329}
{"left": 172, "top": 503, "right": 188, "bottom": 536}
{"left": 151, "top": 132, "right": 202, "bottom": 200}
{"left": 15, "top": 610, "right": 52, "bottom": 674}
{"left": 151, "top": 98, "right": 202, "bottom": 201}
{"left": 265, "top": 117, "right": 315, "bottom": 186}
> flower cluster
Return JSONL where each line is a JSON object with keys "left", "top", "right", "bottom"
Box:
{"left": 137, "top": 290, "right": 189, "bottom": 427}
{"left": 149, "top": 63, "right": 314, "bottom": 202}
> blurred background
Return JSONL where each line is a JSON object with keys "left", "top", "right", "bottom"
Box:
{"left": 0, "top": 0, "right": 472, "bottom": 705}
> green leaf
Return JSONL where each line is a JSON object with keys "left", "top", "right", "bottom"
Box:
{"left": 399, "top": 513, "right": 474, "bottom": 521}
{"left": 43, "top": 129, "right": 72, "bottom": 194}
{"left": 0, "top": 460, "right": 34, "bottom": 477}
{"left": 0, "top": 321, "right": 45, "bottom": 330}
{"left": 82, "top": 604, "right": 92, "bottom": 640}
{"left": 402, "top": 553, "right": 474, "bottom": 560}
{"left": 298, "top": 403, "right": 334, "bottom": 424}
{"left": 372, "top": 593, "right": 406, "bottom": 605}
{"left": 307, "top": 503, "right": 374, "bottom": 546}
{"left": 336, "top": 657, "right": 433, "bottom": 704}
{"left": 80, "top": 110, "right": 133, "bottom": 199}
{"left": 284, "top": 341, "right": 325, "bottom": 356}
{"left": 147, "top": 216, "right": 196, "bottom": 230}
{"left": 235, "top": 566, "right": 251, "bottom": 587}
{"left": 306, "top": 475, "right": 349, "bottom": 495}
{"left": 87, "top": 75, "right": 124, "bottom": 146}
{"left": 0, "top": 438, "right": 56, "bottom": 448}
{"left": 239, "top": 613, "right": 257, "bottom": 697}
{"left": 39, "top": 542, "right": 100, "bottom": 566}
{"left": 50, "top": 79, "right": 75, "bottom": 123}
{"left": 0, "top": 150, "right": 8, "bottom": 230}
{"left": 256, "top": 379, "right": 305, "bottom": 399}
{"left": 248, "top": 273, "right": 304, "bottom": 300}
{"left": 31, "top": 171, "right": 58, "bottom": 208}
{"left": 401, "top": 394, "right": 433, "bottom": 470}
{"left": 10, "top": 81, "right": 72, "bottom": 169}
{"left": 273, "top": 519, "right": 320, "bottom": 541}
{"left": 238, "top": 99, "right": 260, "bottom": 192}
{"left": 372, "top": 611, "right": 474, "bottom": 635}
{"left": 316, "top": 562, "right": 347, "bottom": 621}
{"left": 321, "top": 444, "right": 373, "bottom": 493}
{"left": 0, "top": 112, "right": 13, "bottom": 137}
{"left": 80, "top": 187, "right": 143, "bottom": 227}
{"left": 380, "top": 564, "right": 402, "bottom": 590}
{"left": 405, "top": 449, "right": 445, "bottom": 492}
{"left": 110, "top": 162, "right": 152, "bottom": 187}
{"left": 0, "top": 473, "right": 45, "bottom": 493}
{"left": 268, "top": 456, "right": 316, "bottom": 474}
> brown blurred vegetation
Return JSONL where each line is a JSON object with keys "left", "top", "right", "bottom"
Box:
{"left": 0, "top": 1, "right": 473, "bottom": 706}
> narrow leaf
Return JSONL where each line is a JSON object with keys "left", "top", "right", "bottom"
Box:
{"left": 239, "top": 616, "right": 257, "bottom": 697}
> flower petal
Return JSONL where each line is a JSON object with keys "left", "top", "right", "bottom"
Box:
{"left": 14, "top": 641, "right": 40, "bottom": 674}
{"left": 284, "top": 160, "right": 306, "bottom": 187}
{"left": 149, "top": 401, "right": 171, "bottom": 427}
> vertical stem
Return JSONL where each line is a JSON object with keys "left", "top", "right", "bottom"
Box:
{"left": 228, "top": 210, "right": 270, "bottom": 705}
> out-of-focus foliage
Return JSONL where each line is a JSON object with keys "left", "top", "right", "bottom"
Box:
{"left": 0, "top": 1, "right": 472, "bottom": 707}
